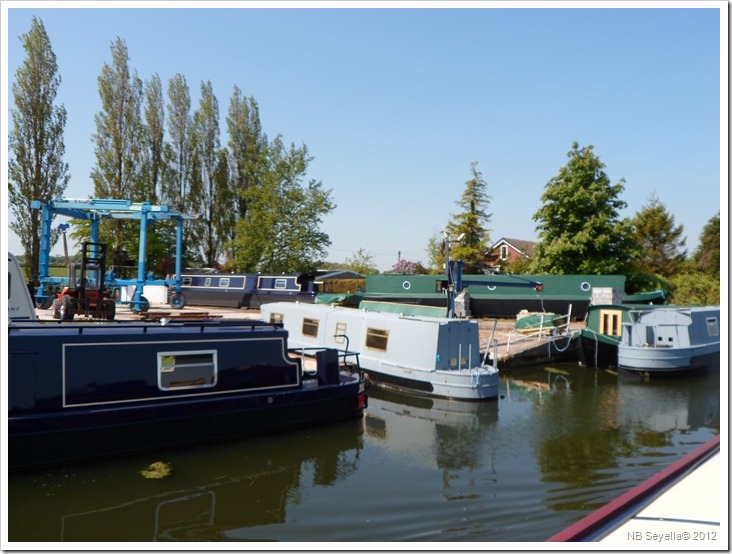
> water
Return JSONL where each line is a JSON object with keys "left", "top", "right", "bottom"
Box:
{"left": 7, "top": 365, "right": 720, "bottom": 544}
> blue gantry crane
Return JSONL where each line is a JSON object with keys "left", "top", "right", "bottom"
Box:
{"left": 32, "top": 198, "right": 198, "bottom": 313}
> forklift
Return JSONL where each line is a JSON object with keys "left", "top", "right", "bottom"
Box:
{"left": 51, "top": 242, "right": 116, "bottom": 321}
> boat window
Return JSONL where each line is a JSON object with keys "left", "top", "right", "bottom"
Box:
{"left": 707, "top": 317, "right": 719, "bottom": 337}
{"left": 334, "top": 322, "right": 347, "bottom": 344}
{"left": 303, "top": 318, "right": 319, "bottom": 337}
{"left": 219, "top": 277, "right": 230, "bottom": 288}
{"left": 158, "top": 350, "right": 217, "bottom": 391}
{"left": 269, "top": 312, "right": 284, "bottom": 324}
{"left": 366, "top": 328, "right": 389, "bottom": 351}
{"left": 274, "top": 278, "right": 288, "bottom": 290}
{"left": 182, "top": 277, "right": 192, "bottom": 286}
{"left": 599, "top": 310, "right": 622, "bottom": 336}
{"left": 204, "top": 277, "right": 212, "bottom": 287}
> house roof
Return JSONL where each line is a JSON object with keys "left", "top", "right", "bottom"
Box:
{"left": 490, "top": 237, "right": 536, "bottom": 257}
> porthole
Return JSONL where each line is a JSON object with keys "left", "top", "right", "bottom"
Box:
{"left": 581, "top": 281, "right": 591, "bottom": 292}
{"left": 402, "top": 281, "right": 411, "bottom": 290}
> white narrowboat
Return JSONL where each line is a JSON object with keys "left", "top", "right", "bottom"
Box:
{"left": 260, "top": 302, "right": 499, "bottom": 401}
{"left": 617, "top": 306, "right": 721, "bottom": 376}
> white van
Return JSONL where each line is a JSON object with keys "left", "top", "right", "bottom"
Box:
{"left": 8, "top": 253, "right": 39, "bottom": 321}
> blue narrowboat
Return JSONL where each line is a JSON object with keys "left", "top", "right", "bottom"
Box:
{"left": 176, "top": 270, "right": 317, "bottom": 308}
{"left": 8, "top": 318, "right": 366, "bottom": 471}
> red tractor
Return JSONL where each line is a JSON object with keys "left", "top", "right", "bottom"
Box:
{"left": 52, "top": 242, "right": 116, "bottom": 321}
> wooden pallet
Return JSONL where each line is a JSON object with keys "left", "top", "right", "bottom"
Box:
{"left": 137, "top": 311, "right": 223, "bottom": 321}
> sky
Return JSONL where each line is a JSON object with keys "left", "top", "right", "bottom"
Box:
{"left": 2, "top": 1, "right": 727, "bottom": 271}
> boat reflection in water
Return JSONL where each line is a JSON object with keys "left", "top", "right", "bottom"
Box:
{"left": 8, "top": 365, "right": 720, "bottom": 543}
{"left": 501, "top": 365, "right": 720, "bottom": 518}
{"left": 615, "top": 372, "right": 720, "bottom": 435}
{"left": 365, "top": 389, "right": 500, "bottom": 477}
{"left": 8, "top": 420, "right": 365, "bottom": 542}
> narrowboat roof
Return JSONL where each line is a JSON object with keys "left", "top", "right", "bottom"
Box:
{"left": 364, "top": 273, "right": 627, "bottom": 297}
{"left": 316, "top": 269, "right": 365, "bottom": 280}
{"left": 265, "top": 302, "right": 471, "bottom": 326}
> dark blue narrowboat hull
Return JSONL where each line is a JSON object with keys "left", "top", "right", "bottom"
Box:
{"left": 8, "top": 320, "right": 365, "bottom": 471}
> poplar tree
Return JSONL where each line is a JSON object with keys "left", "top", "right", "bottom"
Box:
{"left": 446, "top": 162, "right": 493, "bottom": 273}
{"left": 190, "top": 80, "right": 226, "bottom": 266}
{"left": 163, "top": 73, "right": 193, "bottom": 210}
{"left": 9, "top": 16, "right": 70, "bottom": 282}
{"left": 140, "top": 72, "right": 175, "bottom": 274}
{"left": 141, "top": 73, "right": 165, "bottom": 202}
{"left": 227, "top": 86, "right": 268, "bottom": 223}
{"left": 91, "top": 37, "right": 143, "bottom": 199}
{"left": 90, "top": 37, "right": 144, "bottom": 253}
{"left": 531, "top": 142, "right": 637, "bottom": 275}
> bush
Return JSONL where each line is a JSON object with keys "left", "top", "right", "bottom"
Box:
{"left": 668, "top": 272, "right": 720, "bottom": 305}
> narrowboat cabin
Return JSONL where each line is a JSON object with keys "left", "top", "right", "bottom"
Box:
{"left": 617, "top": 306, "right": 721, "bottom": 377}
{"left": 578, "top": 303, "right": 652, "bottom": 368}
{"left": 260, "top": 302, "right": 499, "bottom": 401}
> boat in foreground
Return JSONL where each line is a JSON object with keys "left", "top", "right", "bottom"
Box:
{"left": 547, "top": 435, "right": 722, "bottom": 543}
{"left": 8, "top": 319, "right": 367, "bottom": 471}
{"left": 617, "top": 306, "right": 721, "bottom": 377}
{"left": 260, "top": 302, "right": 499, "bottom": 401}
{"left": 8, "top": 253, "right": 366, "bottom": 471}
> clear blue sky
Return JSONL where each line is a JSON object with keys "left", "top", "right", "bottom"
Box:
{"left": 4, "top": 2, "right": 726, "bottom": 271}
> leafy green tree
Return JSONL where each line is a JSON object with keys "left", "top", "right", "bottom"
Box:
{"left": 425, "top": 232, "right": 446, "bottom": 274}
{"left": 694, "top": 212, "right": 720, "bottom": 279}
{"left": 502, "top": 255, "right": 533, "bottom": 275}
{"left": 228, "top": 139, "right": 335, "bottom": 273}
{"left": 343, "top": 247, "right": 379, "bottom": 275}
{"left": 631, "top": 191, "right": 686, "bottom": 277}
{"left": 8, "top": 16, "right": 70, "bottom": 282}
{"left": 446, "top": 162, "right": 492, "bottom": 273}
{"left": 531, "top": 142, "right": 637, "bottom": 274}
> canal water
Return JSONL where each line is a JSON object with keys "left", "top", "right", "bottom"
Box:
{"left": 7, "top": 364, "right": 720, "bottom": 544}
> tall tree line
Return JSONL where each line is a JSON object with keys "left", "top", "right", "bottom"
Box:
{"left": 87, "top": 36, "right": 334, "bottom": 273}
{"left": 10, "top": 21, "right": 334, "bottom": 278}
{"left": 422, "top": 144, "right": 719, "bottom": 305}
{"left": 8, "top": 17, "right": 70, "bottom": 283}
